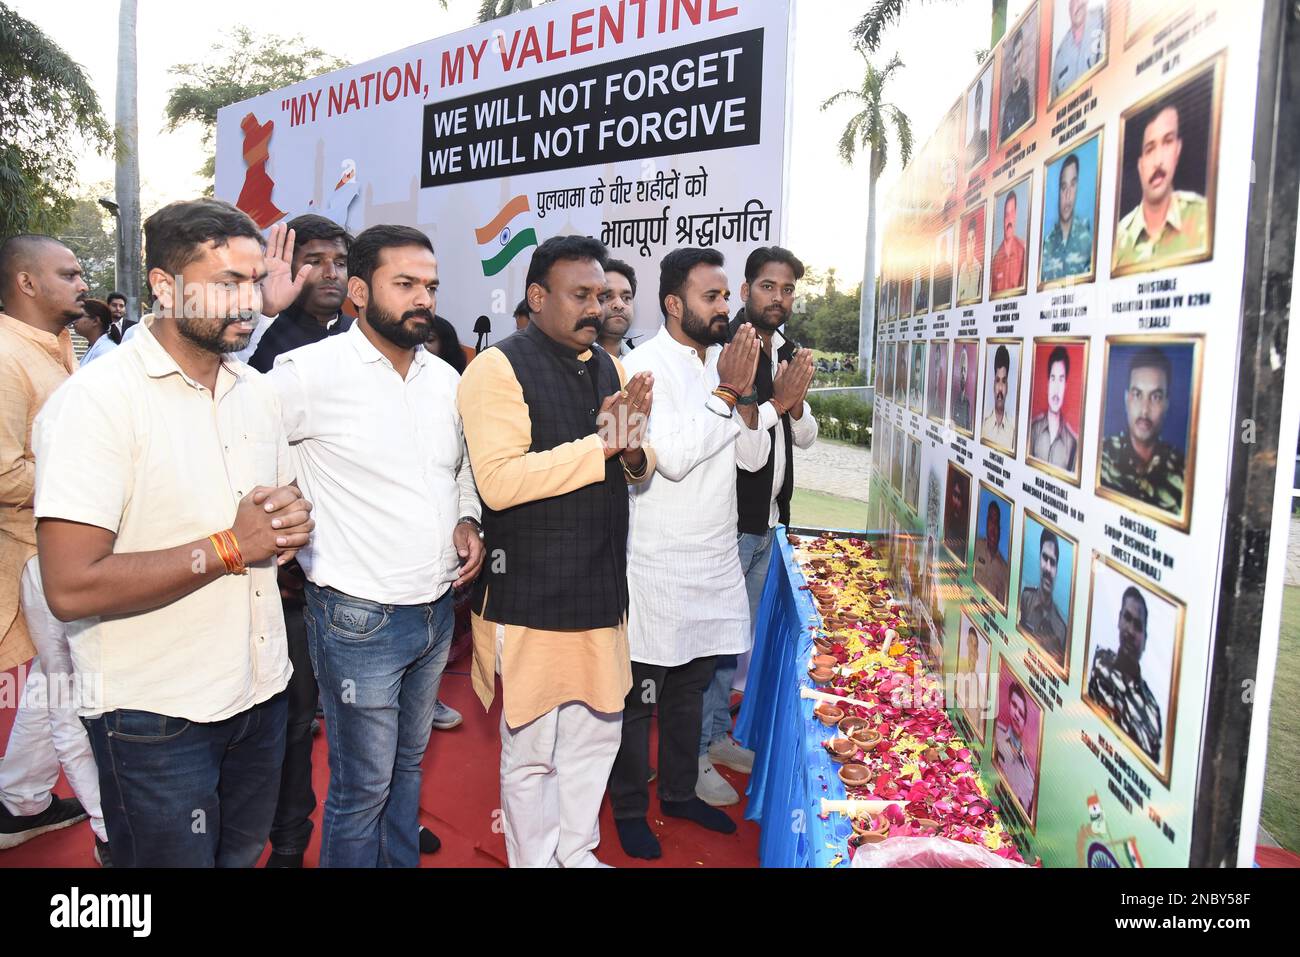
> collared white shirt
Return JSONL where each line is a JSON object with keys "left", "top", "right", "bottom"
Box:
{"left": 756, "top": 329, "right": 818, "bottom": 528}
{"left": 623, "top": 327, "right": 771, "bottom": 667}
{"left": 33, "top": 318, "right": 294, "bottom": 722}
{"left": 269, "top": 322, "right": 480, "bottom": 605}
{"left": 78, "top": 334, "right": 117, "bottom": 367}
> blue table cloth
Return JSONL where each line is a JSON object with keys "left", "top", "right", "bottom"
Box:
{"left": 734, "top": 528, "right": 854, "bottom": 867}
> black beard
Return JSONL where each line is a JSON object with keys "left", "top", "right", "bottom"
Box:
{"left": 681, "top": 306, "right": 728, "bottom": 346}
{"left": 747, "top": 304, "right": 788, "bottom": 331}
{"left": 176, "top": 315, "right": 249, "bottom": 355}
{"left": 369, "top": 301, "right": 432, "bottom": 349}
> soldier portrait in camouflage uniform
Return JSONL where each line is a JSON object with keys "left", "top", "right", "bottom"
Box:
{"left": 1017, "top": 513, "right": 1076, "bottom": 674}
{"left": 1040, "top": 131, "right": 1102, "bottom": 289}
{"left": 1084, "top": 558, "right": 1183, "bottom": 784}
{"left": 1112, "top": 57, "right": 1222, "bottom": 278}
{"left": 1097, "top": 337, "right": 1200, "bottom": 531}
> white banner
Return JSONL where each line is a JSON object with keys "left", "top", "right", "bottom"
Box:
{"left": 215, "top": 0, "right": 793, "bottom": 347}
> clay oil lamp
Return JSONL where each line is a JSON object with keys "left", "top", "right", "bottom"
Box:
{"left": 814, "top": 703, "right": 844, "bottom": 726}
{"left": 851, "top": 814, "right": 890, "bottom": 843}
{"left": 837, "top": 716, "right": 868, "bottom": 736}
{"left": 812, "top": 636, "right": 834, "bottom": 655}
{"left": 838, "top": 762, "right": 870, "bottom": 787}
{"left": 850, "top": 727, "right": 883, "bottom": 751}
{"left": 812, "top": 654, "right": 838, "bottom": 670}
{"left": 809, "top": 665, "right": 835, "bottom": 685}
{"left": 826, "top": 738, "right": 856, "bottom": 763}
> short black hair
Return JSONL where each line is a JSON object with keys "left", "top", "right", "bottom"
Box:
{"left": 1061, "top": 153, "right": 1081, "bottom": 181}
{"left": 285, "top": 214, "right": 353, "bottom": 259}
{"left": 1004, "top": 190, "right": 1019, "bottom": 214}
{"left": 106, "top": 291, "right": 126, "bottom": 306}
{"left": 144, "top": 198, "right": 263, "bottom": 276}
{"left": 987, "top": 499, "right": 1001, "bottom": 526}
{"left": 604, "top": 258, "right": 638, "bottom": 296}
{"left": 744, "top": 246, "right": 805, "bottom": 285}
{"left": 1040, "top": 529, "right": 1059, "bottom": 560}
{"left": 1121, "top": 586, "right": 1148, "bottom": 629}
{"left": 995, "top": 344, "right": 1011, "bottom": 375}
{"left": 349, "top": 224, "right": 434, "bottom": 290}
{"left": 525, "top": 235, "right": 608, "bottom": 291}
{"left": 1048, "top": 344, "right": 1070, "bottom": 379}
{"left": 659, "top": 247, "right": 725, "bottom": 319}
{"left": 1008, "top": 681, "right": 1027, "bottom": 707}
{"left": 0, "top": 234, "right": 67, "bottom": 297}
{"left": 427, "top": 314, "right": 466, "bottom": 374}
{"left": 514, "top": 298, "right": 531, "bottom": 319}
{"left": 1128, "top": 347, "right": 1172, "bottom": 388}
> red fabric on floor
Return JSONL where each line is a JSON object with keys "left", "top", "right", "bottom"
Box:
{"left": 0, "top": 664, "right": 759, "bottom": 868}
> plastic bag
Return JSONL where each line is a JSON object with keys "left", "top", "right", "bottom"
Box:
{"left": 850, "top": 836, "right": 1028, "bottom": 868}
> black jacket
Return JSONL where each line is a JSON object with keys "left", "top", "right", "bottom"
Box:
{"left": 729, "top": 309, "right": 796, "bottom": 534}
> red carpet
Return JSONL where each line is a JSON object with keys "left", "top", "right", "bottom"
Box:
{"left": 0, "top": 663, "right": 760, "bottom": 868}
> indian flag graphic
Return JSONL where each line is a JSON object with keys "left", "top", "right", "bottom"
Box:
{"left": 476, "top": 195, "right": 538, "bottom": 277}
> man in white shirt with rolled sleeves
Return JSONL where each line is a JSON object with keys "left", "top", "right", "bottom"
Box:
{"left": 608, "top": 247, "right": 770, "bottom": 860}
{"left": 268, "top": 224, "right": 484, "bottom": 868}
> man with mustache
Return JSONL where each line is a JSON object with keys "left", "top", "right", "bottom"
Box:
{"left": 990, "top": 190, "right": 1027, "bottom": 295}
{"left": 1115, "top": 102, "right": 1208, "bottom": 269}
{"left": 268, "top": 224, "right": 484, "bottom": 867}
{"left": 1087, "top": 587, "right": 1163, "bottom": 764}
{"left": 610, "top": 247, "right": 768, "bottom": 858}
{"left": 1018, "top": 528, "right": 1068, "bottom": 665}
{"left": 0, "top": 235, "right": 99, "bottom": 856}
{"left": 596, "top": 259, "right": 637, "bottom": 358}
{"left": 1028, "top": 345, "right": 1078, "bottom": 470}
{"left": 696, "top": 247, "right": 816, "bottom": 807}
{"left": 458, "top": 235, "right": 656, "bottom": 867}
{"left": 1100, "top": 348, "right": 1185, "bottom": 514}
{"left": 981, "top": 344, "right": 1016, "bottom": 452}
{"left": 32, "top": 200, "right": 315, "bottom": 866}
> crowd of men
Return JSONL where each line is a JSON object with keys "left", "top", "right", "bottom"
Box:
{"left": 0, "top": 197, "right": 817, "bottom": 867}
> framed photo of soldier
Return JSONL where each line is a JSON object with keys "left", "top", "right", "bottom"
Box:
{"left": 932, "top": 225, "right": 956, "bottom": 310}
{"left": 927, "top": 339, "right": 950, "bottom": 424}
{"left": 949, "top": 338, "right": 980, "bottom": 438}
{"left": 992, "top": 659, "right": 1045, "bottom": 829}
{"left": 973, "top": 481, "right": 1014, "bottom": 614}
{"left": 1111, "top": 53, "right": 1223, "bottom": 278}
{"left": 991, "top": 173, "right": 1033, "bottom": 299}
{"left": 980, "top": 338, "right": 1023, "bottom": 457}
{"left": 900, "top": 274, "right": 914, "bottom": 319}
{"left": 966, "top": 61, "right": 994, "bottom": 169}
{"left": 882, "top": 341, "right": 896, "bottom": 400}
{"left": 1026, "top": 337, "right": 1090, "bottom": 486}
{"left": 892, "top": 420, "right": 907, "bottom": 490}
{"left": 997, "top": 2, "right": 1041, "bottom": 148}
{"left": 877, "top": 422, "right": 893, "bottom": 488}
{"left": 1049, "top": 0, "right": 1109, "bottom": 107}
{"left": 888, "top": 278, "right": 900, "bottom": 321}
{"left": 943, "top": 461, "right": 973, "bottom": 566}
{"left": 1017, "top": 510, "right": 1078, "bottom": 676}
{"left": 912, "top": 262, "right": 931, "bottom": 317}
{"left": 905, "top": 435, "right": 922, "bottom": 514}
{"left": 956, "top": 203, "right": 987, "bottom": 306}
{"left": 1095, "top": 335, "right": 1202, "bottom": 531}
{"left": 1082, "top": 553, "right": 1185, "bottom": 786}
{"left": 1039, "top": 129, "right": 1103, "bottom": 290}
{"left": 895, "top": 341, "right": 909, "bottom": 405}
{"left": 956, "top": 610, "right": 993, "bottom": 742}
{"left": 909, "top": 340, "right": 927, "bottom": 415}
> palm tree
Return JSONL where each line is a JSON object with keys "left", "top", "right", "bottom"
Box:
{"left": 854, "top": 0, "right": 1009, "bottom": 51}
{"left": 115, "top": 0, "right": 140, "bottom": 319}
{"left": 821, "top": 49, "right": 912, "bottom": 384}
{"left": 478, "top": 0, "right": 536, "bottom": 22}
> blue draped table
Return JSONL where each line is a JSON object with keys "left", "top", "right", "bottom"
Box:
{"left": 734, "top": 528, "right": 854, "bottom": 867}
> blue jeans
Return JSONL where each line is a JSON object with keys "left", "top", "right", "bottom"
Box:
{"left": 699, "top": 528, "right": 774, "bottom": 755}
{"left": 305, "top": 582, "right": 453, "bottom": 868}
{"left": 83, "top": 692, "right": 287, "bottom": 867}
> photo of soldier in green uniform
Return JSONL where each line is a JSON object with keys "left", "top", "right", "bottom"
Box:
{"left": 1040, "top": 131, "right": 1102, "bottom": 289}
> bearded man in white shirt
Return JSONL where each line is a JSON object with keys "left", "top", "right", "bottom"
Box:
{"left": 268, "top": 224, "right": 485, "bottom": 868}
{"left": 609, "top": 247, "right": 769, "bottom": 859}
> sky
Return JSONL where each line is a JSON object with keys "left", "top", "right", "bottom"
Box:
{"left": 11, "top": 0, "right": 1031, "bottom": 282}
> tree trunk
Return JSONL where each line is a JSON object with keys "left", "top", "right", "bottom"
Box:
{"left": 858, "top": 162, "right": 879, "bottom": 395}
{"left": 115, "top": 0, "right": 141, "bottom": 321}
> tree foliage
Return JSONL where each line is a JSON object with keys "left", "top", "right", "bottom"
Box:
{"left": 56, "top": 189, "right": 118, "bottom": 295}
{"left": 0, "top": 2, "right": 110, "bottom": 237}
{"left": 787, "top": 269, "right": 863, "bottom": 355}
{"left": 821, "top": 49, "right": 912, "bottom": 180}
{"left": 164, "top": 25, "right": 349, "bottom": 187}
{"left": 478, "top": 0, "right": 541, "bottom": 22}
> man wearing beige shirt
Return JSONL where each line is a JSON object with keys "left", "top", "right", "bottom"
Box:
{"left": 0, "top": 235, "right": 99, "bottom": 856}
{"left": 458, "top": 236, "right": 655, "bottom": 868}
{"left": 33, "top": 199, "right": 315, "bottom": 867}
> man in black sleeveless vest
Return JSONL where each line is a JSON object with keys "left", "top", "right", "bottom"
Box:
{"left": 458, "top": 236, "right": 656, "bottom": 868}
{"left": 697, "top": 247, "right": 817, "bottom": 807}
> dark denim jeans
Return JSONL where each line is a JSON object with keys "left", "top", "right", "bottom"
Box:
{"left": 305, "top": 582, "right": 453, "bottom": 868}
{"left": 83, "top": 692, "right": 287, "bottom": 867}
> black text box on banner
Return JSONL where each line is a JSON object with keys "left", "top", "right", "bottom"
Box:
{"left": 420, "top": 28, "right": 765, "bottom": 188}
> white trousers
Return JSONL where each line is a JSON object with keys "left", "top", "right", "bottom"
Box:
{"left": 0, "top": 557, "right": 106, "bottom": 841}
{"left": 496, "top": 626, "right": 622, "bottom": 868}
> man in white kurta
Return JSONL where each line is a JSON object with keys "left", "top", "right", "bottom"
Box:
{"left": 607, "top": 248, "right": 770, "bottom": 860}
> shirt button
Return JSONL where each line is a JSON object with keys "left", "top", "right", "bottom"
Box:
{"left": 589, "top": 409, "right": 596, "bottom": 416}
{"left": 577, "top": 369, "right": 585, "bottom": 376}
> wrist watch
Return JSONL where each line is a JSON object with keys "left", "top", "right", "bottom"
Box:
{"left": 457, "top": 516, "right": 484, "bottom": 540}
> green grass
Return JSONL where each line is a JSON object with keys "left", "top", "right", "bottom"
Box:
{"left": 790, "top": 488, "right": 868, "bottom": 532}
{"left": 1261, "top": 586, "right": 1300, "bottom": 852}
